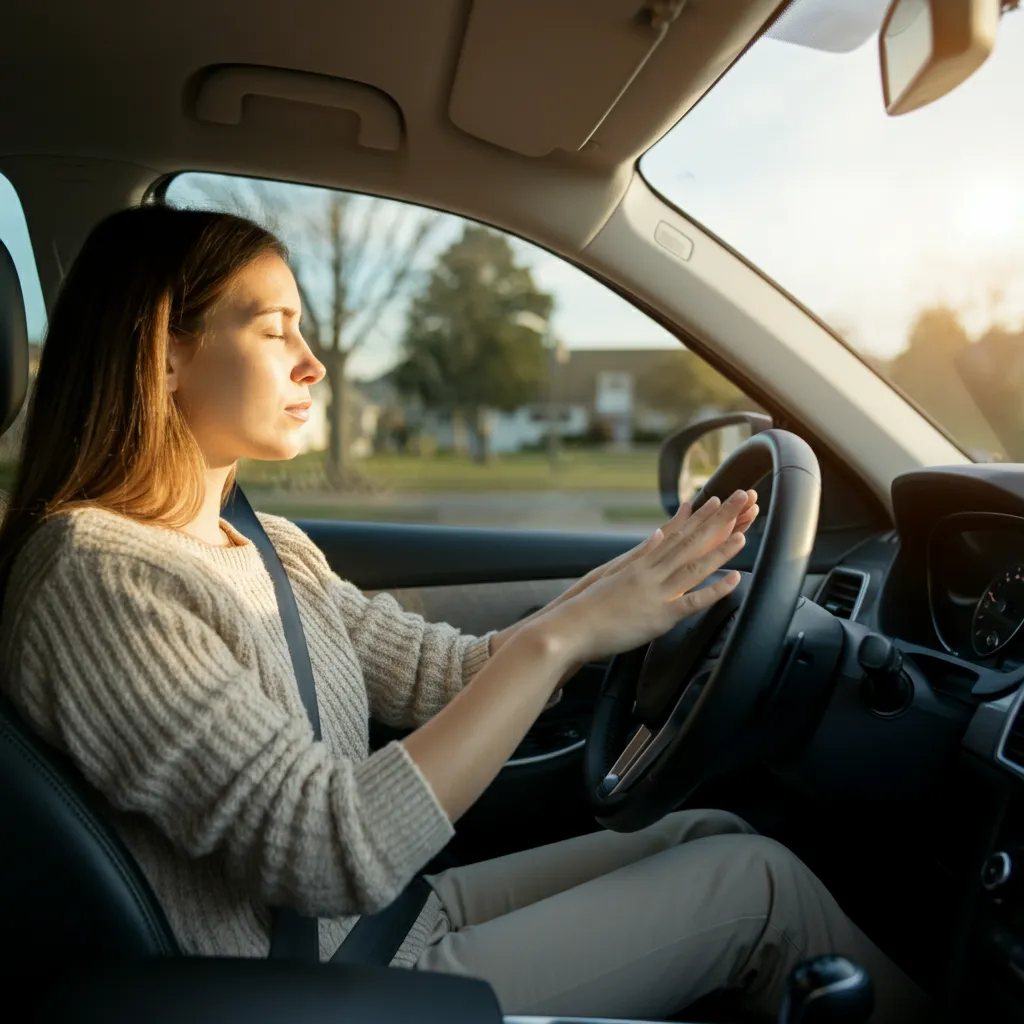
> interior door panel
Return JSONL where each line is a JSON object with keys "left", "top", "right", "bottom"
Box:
{"left": 364, "top": 578, "right": 577, "bottom": 637}
{"left": 300, "top": 520, "right": 646, "bottom": 591}
{"left": 300, "top": 519, "right": 882, "bottom": 592}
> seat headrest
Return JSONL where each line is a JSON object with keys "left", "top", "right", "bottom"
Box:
{"left": 0, "top": 239, "right": 29, "bottom": 436}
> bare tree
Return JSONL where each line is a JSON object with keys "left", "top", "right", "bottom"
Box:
{"left": 175, "top": 175, "right": 443, "bottom": 489}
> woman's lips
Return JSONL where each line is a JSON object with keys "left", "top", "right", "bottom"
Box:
{"left": 285, "top": 402, "right": 312, "bottom": 423}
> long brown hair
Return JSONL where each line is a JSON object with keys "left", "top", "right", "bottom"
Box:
{"left": 0, "top": 203, "right": 287, "bottom": 583}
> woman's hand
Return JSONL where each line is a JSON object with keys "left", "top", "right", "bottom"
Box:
{"left": 406, "top": 489, "right": 754, "bottom": 824}
{"left": 584, "top": 489, "right": 758, "bottom": 591}
{"left": 537, "top": 489, "right": 751, "bottom": 665}
{"left": 505, "top": 489, "right": 757, "bottom": 625}
{"left": 487, "top": 490, "right": 758, "bottom": 665}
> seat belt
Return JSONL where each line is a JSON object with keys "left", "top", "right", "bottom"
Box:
{"left": 222, "top": 485, "right": 432, "bottom": 966}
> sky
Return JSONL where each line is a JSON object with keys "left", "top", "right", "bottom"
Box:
{"left": 3, "top": 6, "right": 1023, "bottom": 381}
{"left": 643, "top": 8, "right": 1024, "bottom": 359}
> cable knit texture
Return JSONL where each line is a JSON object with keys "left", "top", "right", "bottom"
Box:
{"left": 0, "top": 507, "right": 493, "bottom": 964}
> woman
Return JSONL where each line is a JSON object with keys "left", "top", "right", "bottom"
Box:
{"left": 0, "top": 205, "right": 930, "bottom": 1023}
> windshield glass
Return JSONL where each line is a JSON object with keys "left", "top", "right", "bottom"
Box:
{"left": 642, "top": 2, "right": 1024, "bottom": 462}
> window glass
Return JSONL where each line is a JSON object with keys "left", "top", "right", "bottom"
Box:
{"left": 0, "top": 172, "right": 47, "bottom": 478}
{"left": 642, "top": 4, "right": 1024, "bottom": 461}
{"left": 165, "top": 173, "right": 757, "bottom": 531}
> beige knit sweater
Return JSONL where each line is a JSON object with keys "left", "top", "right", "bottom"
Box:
{"left": 0, "top": 507, "right": 494, "bottom": 965}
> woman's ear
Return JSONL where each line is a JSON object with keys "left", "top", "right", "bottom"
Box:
{"left": 166, "top": 333, "right": 185, "bottom": 394}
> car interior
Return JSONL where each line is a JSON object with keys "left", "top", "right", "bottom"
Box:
{"left": 4, "top": 0, "right": 1024, "bottom": 1021}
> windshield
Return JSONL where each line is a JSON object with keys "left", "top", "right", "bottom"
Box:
{"left": 642, "top": 3, "right": 1024, "bottom": 462}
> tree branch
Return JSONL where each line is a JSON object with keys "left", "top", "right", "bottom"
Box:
{"left": 292, "top": 271, "right": 325, "bottom": 360}
{"left": 345, "top": 213, "right": 443, "bottom": 353}
{"left": 344, "top": 197, "right": 382, "bottom": 294}
{"left": 350, "top": 202, "right": 406, "bottom": 299}
{"left": 328, "top": 195, "right": 349, "bottom": 352}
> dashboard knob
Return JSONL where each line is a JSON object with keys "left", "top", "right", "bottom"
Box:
{"left": 856, "top": 634, "right": 913, "bottom": 716}
{"left": 857, "top": 634, "right": 902, "bottom": 676}
{"left": 982, "top": 850, "right": 1014, "bottom": 892}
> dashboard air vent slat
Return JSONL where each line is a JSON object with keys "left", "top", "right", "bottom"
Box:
{"left": 815, "top": 568, "right": 868, "bottom": 620}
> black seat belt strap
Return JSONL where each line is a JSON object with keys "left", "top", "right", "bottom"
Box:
{"left": 222, "top": 485, "right": 432, "bottom": 967}
{"left": 222, "top": 485, "right": 320, "bottom": 962}
{"left": 329, "top": 876, "right": 433, "bottom": 966}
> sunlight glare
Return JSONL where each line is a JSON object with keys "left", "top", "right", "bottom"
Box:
{"left": 951, "top": 175, "right": 1024, "bottom": 247}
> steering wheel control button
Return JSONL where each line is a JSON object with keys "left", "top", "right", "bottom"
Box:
{"left": 983, "top": 851, "right": 1013, "bottom": 892}
{"left": 598, "top": 774, "right": 619, "bottom": 797}
{"left": 857, "top": 633, "right": 913, "bottom": 717}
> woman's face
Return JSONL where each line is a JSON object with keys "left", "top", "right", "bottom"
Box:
{"left": 167, "top": 253, "right": 326, "bottom": 467}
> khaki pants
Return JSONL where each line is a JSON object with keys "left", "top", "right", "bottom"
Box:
{"left": 418, "top": 809, "right": 933, "bottom": 1022}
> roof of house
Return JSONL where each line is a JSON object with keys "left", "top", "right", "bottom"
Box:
{"left": 354, "top": 347, "right": 684, "bottom": 410}
{"left": 549, "top": 347, "right": 683, "bottom": 405}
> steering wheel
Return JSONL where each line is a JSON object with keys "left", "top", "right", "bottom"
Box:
{"left": 584, "top": 428, "right": 822, "bottom": 832}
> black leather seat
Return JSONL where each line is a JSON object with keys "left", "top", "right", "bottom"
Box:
{"left": 0, "top": 239, "right": 180, "bottom": 990}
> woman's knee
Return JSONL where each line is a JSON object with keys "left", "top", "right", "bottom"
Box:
{"left": 656, "top": 807, "right": 758, "bottom": 846}
{"left": 718, "top": 833, "right": 819, "bottom": 895}
{"left": 717, "top": 834, "right": 856, "bottom": 954}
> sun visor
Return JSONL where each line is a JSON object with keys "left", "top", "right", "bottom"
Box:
{"left": 449, "top": 0, "right": 690, "bottom": 158}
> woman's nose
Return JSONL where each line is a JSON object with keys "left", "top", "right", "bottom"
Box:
{"left": 294, "top": 343, "right": 326, "bottom": 385}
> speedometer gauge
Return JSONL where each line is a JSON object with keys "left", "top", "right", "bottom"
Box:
{"left": 972, "top": 564, "right": 1024, "bottom": 656}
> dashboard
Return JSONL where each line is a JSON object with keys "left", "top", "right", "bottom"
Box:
{"left": 928, "top": 513, "right": 1024, "bottom": 667}
{"left": 810, "top": 463, "right": 1024, "bottom": 1020}
{"left": 858, "top": 465, "right": 1024, "bottom": 704}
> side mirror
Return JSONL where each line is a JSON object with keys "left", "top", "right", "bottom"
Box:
{"left": 880, "top": 0, "right": 1002, "bottom": 116}
{"left": 658, "top": 411, "right": 772, "bottom": 516}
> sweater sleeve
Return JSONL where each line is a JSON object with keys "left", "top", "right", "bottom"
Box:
{"left": 259, "top": 514, "right": 493, "bottom": 728}
{"left": 5, "top": 546, "right": 454, "bottom": 918}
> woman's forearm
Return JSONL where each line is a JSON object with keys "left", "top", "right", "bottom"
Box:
{"left": 402, "top": 620, "right": 576, "bottom": 822}
{"left": 491, "top": 573, "right": 593, "bottom": 644}
{"left": 488, "top": 590, "right": 586, "bottom": 686}
{"left": 490, "top": 625, "right": 582, "bottom": 690}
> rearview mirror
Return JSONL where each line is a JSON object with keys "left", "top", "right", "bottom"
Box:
{"left": 880, "top": 0, "right": 1002, "bottom": 116}
{"left": 658, "top": 412, "right": 772, "bottom": 516}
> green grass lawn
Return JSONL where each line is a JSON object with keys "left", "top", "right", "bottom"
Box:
{"left": 600, "top": 504, "right": 666, "bottom": 522}
{"left": 238, "top": 448, "right": 663, "bottom": 493}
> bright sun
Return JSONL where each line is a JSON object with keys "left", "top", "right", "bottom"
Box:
{"left": 951, "top": 175, "right": 1024, "bottom": 246}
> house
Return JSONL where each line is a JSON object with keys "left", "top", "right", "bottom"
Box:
{"left": 351, "top": 347, "right": 689, "bottom": 455}
{"left": 547, "top": 348, "right": 683, "bottom": 444}
{"left": 295, "top": 378, "right": 388, "bottom": 457}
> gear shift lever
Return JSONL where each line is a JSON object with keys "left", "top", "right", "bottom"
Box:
{"left": 778, "top": 956, "right": 874, "bottom": 1023}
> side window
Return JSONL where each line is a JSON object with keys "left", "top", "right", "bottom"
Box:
{"left": 0, "top": 172, "right": 47, "bottom": 484}
{"left": 164, "top": 173, "right": 758, "bottom": 531}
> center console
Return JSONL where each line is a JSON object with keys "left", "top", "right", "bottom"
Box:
{"left": 954, "top": 688, "right": 1024, "bottom": 1022}
{"left": 966, "top": 788, "right": 1024, "bottom": 1023}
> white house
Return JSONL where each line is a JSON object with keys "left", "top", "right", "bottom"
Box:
{"left": 342, "top": 347, "right": 740, "bottom": 456}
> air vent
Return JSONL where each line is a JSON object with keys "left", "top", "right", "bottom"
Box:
{"left": 815, "top": 567, "right": 869, "bottom": 620}
{"left": 998, "top": 695, "right": 1024, "bottom": 775}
